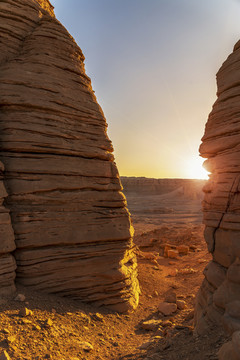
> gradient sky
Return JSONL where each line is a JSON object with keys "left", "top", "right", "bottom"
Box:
{"left": 51, "top": 0, "right": 240, "bottom": 179}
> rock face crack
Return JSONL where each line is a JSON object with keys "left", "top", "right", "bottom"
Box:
{"left": 0, "top": 0, "right": 139, "bottom": 312}
{"left": 212, "top": 174, "right": 240, "bottom": 253}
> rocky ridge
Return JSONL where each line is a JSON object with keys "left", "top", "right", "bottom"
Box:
{"left": 0, "top": 0, "right": 139, "bottom": 312}
{"left": 121, "top": 177, "right": 205, "bottom": 199}
{"left": 195, "top": 39, "right": 240, "bottom": 357}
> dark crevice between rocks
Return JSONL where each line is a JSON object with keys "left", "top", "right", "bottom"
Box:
{"left": 212, "top": 174, "right": 240, "bottom": 253}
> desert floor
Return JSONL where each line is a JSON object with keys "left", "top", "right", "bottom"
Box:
{"left": 0, "top": 189, "right": 229, "bottom": 359}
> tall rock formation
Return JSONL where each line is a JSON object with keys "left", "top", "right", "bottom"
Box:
{"left": 0, "top": 162, "right": 16, "bottom": 295}
{"left": 195, "top": 40, "right": 240, "bottom": 335}
{"left": 0, "top": 0, "right": 139, "bottom": 312}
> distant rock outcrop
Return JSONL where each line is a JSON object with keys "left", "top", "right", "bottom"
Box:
{"left": 0, "top": 0, "right": 139, "bottom": 312}
{"left": 121, "top": 177, "right": 205, "bottom": 199}
{"left": 195, "top": 40, "right": 240, "bottom": 336}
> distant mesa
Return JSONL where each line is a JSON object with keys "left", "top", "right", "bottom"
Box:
{"left": 0, "top": 0, "right": 139, "bottom": 312}
{"left": 121, "top": 176, "right": 206, "bottom": 200}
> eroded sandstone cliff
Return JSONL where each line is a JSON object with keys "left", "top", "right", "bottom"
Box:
{"left": 0, "top": 0, "right": 139, "bottom": 311}
{"left": 195, "top": 40, "right": 240, "bottom": 340}
{"left": 0, "top": 162, "right": 16, "bottom": 295}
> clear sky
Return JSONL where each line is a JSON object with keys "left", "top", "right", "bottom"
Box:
{"left": 51, "top": 0, "right": 240, "bottom": 179}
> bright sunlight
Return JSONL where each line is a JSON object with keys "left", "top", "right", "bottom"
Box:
{"left": 184, "top": 155, "right": 209, "bottom": 180}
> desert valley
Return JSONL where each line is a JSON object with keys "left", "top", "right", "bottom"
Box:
{"left": 1, "top": 1, "right": 240, "bottom": 359}
{"left": 0, "top": 176, "right": 229, "bottom": 360}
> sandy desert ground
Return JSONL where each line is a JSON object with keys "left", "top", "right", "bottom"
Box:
{"left": 0, "top": 181, "right": 229, "bottom": 360}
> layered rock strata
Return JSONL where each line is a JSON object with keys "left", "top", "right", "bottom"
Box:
{"left": 121, "top": 176, "right": 205, "bottom": 199}
{"left": 0, "top": 0, "right": 139, "bottom": 311}
{"left": 0, "top": 162, "right": 16, "bottom": 295}
{"left": 195, "top": 40, "right": 240, "bottom": 334}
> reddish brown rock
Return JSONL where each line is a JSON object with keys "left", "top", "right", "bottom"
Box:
{"left": 195, "top": 39, "right": 240, "bottom": 340}
{"left": 0, "top": 0, "right": 139, "bottom": 311}
{"left": 0, "top": 162, "right": 16, "bottom": 295}
{"left": 158, "top": 302, "right": 177, "bottom": 316}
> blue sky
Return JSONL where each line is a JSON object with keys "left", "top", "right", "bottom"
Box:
{"left": 51, "top": 0, "right": 240, "bottom": 178}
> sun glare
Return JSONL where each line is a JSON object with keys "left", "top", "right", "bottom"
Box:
{"left": 184, "top": 156, "right": 209, "bottom": 180}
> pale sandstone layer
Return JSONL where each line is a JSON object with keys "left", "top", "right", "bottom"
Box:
{"left": 0, "top": 0, "right": 139, "bottom": 311}
{"left": 195, "top": 40, "right": 240, "bottom": 341}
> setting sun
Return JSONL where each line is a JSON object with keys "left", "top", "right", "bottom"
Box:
{"left": 184, "top": 155, "right": 210, "bottom": 180}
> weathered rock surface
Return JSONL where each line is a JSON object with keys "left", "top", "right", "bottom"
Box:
{"left": 0, "top": 162, "right": 16, "bottom": 295}
{"left": 0, "top": 0, "right": 139, "bottom": 311}
{"left": 195, "top": 39, "right": 240, "bottom": 337}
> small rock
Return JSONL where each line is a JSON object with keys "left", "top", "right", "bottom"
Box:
{"left": 177, "top": 245, "right": 189, "bottom": 255}
{"left": 78, "top": 341, "right": 93, "bottom": 352}
{"left": 33, "top": 324, "right": 41, "bottom": 331}
{"left": 179, "top": 268, "right": 197, "bottom": 275}
{"left": 197, "top": 259, "right": 206, "bottom": 264}
{"left": 2, "top": 329, "right": 10, "bottom": 335}
{"left": 46, "top": 318, "right": 53, "bottom": 327}
{"left": 164, "top": 290, "right": 177, "bottom": 303}
{"left": 91, "top": 313, "right": 104, "bottom": 322}
{"left": 168, "top": 250, "right": 179, "bottom": 259}
{"left": 0, "top": 351, "right": 11, "bottom": 360}
{"left": 186, "top": 294, "right": 195, "bottom": 299}
{"left": 185, "top": 310, "right": 195, "bottom": 320}
{"left": 154, "top": 291, "right": 159, "bottom": 296}
{"left": 14, "top": 294, "right": 26, "bottom": 302}
{"left": 168, "top": 269, "right": 178, "bottom": 277}
{"left": 51, "top": 308, "right": 56, "bottom": 314}
{"left": 19, "top": 307, "right": 33, "bottom": 317}
{"left": 164, "top": 245, "right": 172, "bottom": 257}
{"left": 158, "top": 302, "right": 177, "bottom": 316}
{"left": 161, "top": 320, "right": 172, "bottom": 327}
{"left": 168, "top": 261, "right": 176, "bottom": 265}
{"left": 7, "top": 336, "right": 16, "bottom": 344}
{"left": 178, "top": 294, "right": 185, "bottom": 299}
{"left": 176, "top": 300, "right": 186, "bottom": 310}
{"left": 141, "top": 319, "right": 162, "bottom": 331}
